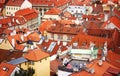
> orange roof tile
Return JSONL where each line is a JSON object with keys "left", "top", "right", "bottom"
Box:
{"left": 6, "top": 0, "right": 24, "bottom": 6}
{"left": 101, "top": 16, "right": 120, "bottom": 29}
{"left": 63, "top": 11, "right": 72, "bottom": 18}
{"left": 27, "top": 32, "right": 40, "bottom": 42}
{"left": 0, "top": 62, "right": 16, "bottom": 76}
{"left": 107, "top": 50, "right": 120, "bottom": 68}
{"left": 15, "top": 8, "right": 38, "bottom": 21}
{"left": 0, "top": 17, "right": 11, "bottom": 24}
{"left": 0, "top": 49, "right": 23, "bottom": 63}
{"left": 45, "top": 8, "right": 62, "bottom": 15}
{"left": 47, "top": 25, "right": 83, "bottom": 35}
{"left": 58, "top": 20, "right": 75, "bottom": 25}
{"left": 24, "top": 49, "right": 49, "bottom": 61}
{"left": 109, "top": 16, "right": 120, "bottom": 29}
{"left": 39, "top": 20, "right": 53, "bottom": 33}
{"left": 72, "top": 0, "right": 91, "bottom": 5}
{"left": 50, "top": 60, "right": 62, "bottom": 72}
{"left": 70, "top": 60, "right": 119, "bottom": 76}
{"left": 15, "top": 44, "right": 25, "bottom": 51}
{"left": 38, "top": 40, "right": 67, "bottom": 56}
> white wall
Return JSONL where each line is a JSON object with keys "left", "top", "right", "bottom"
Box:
{"left": 5, "top": 6, "right": 20, "bottom": 16}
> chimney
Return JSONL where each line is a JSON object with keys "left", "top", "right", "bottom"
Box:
{"left": 12, "top": 38, "right": 15, "bottom": 47}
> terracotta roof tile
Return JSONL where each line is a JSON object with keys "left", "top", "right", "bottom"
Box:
{"left": 6, "top": 0, "right": 24, "bottom": 6}
{"left": 70, "top": 60, "right": 119, "bottom": 76}
{"left": 38, "top": 40, "right": 67, "bottom": 56}
{"left": 0, "top": 49, "right": 23, "bottom": 63}
{"left": 27, "top": 32, "right": 40, "bottom": 42}
{"left": 0, "top": 62, "right": 16, "bottom": 76}
{"left": 101, "top": 16, "right": 120, "bottom": 29}
{"left": 107, "top": 50, "right": 120, "bottom": 68}
{"left": 15, "top": 8, "right": 38, "bottom": 21}
{"left": 45, "top": 8, "right": 62, "bottom": 15}
{"left": 50, "top": 60, "right": 61, "bottom": 72}
{"left": 24, "top": 49, "right": 49, "bottom": 61}
{"left": 63, "top": 11, "right": 72, "bottom": 18}
{"left": 109, "top": 16, "right": 120, "bottom": 29}
{"left": 39, "top": 20, "right": 53, "bottom": 33}
{"left": 72, "top": 0, "right": 91, "bottom": 5}
{"left": 47, "top": 25, "right": 83, "bottom": 35}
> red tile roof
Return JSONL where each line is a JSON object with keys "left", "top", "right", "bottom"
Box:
{"left": 24, "top": 49, "right": 49, "bottom": 61}
{"left": 27, "top": 32, "right": 40, "bottom": 42}
{"left": 109, "top": 16, "right": 120, "bottom": 29}
{"left": 107, "top": 50, "right": 120, "bottom": 68}
{"left": 38, "top": 40, "right": 67, "bottom": 56}
{"left": 50, "top": 60, "right": 61, "bottom": 72}
{"left": 45, "top": 8, "right": 62, "bottom": 15}
{"left": 39, "top": 20, "right": 53, "bottom": 33}
{"left": 47, "top": 25, "right": 83, "bottom": 35}
{"left": 15, "top": 8, "right": 38, "bottom": 21}
{"left": 0, "top": 62, "right": 16, "bottom": 76}
{"left": 101, "top": 16, "right": 120, "bottom": 29}
{"left": 86, "top": 22, "right": 99, "bottom": 29}
{"left": 63, "top": 11, "right": 72, "bottom": 18}
{"left": 0, "top": 17, "right": 11, "bottom": 25}
{"left": 0, "top": 0, "right": 5, "bottom": 8}
{"left": 6, "top": 0, "right": 24, "bottom": 6}
{"left": 72, "top": 0, "right": 91, "bottom": 5}
{"left": 70, "top": 34, "right": 112, "bottom": 49}
{"left": 70, "top": 60, "right": 119, "bottom": 76}
{"left": 29, "top": 0, "right": 54, "bottom": 6}
{"left": 0, "top": 49, "right": 23, "bottom": 63}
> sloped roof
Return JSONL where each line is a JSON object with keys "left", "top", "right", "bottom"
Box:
{"left": 38, "top": 40, "right": 67, "bottom": 56}
{"left": 72, "top": 0, "right": 91, "bottom": 5}
{"left": 0, "top": 49, "right": 23, "bottom": 63}
{"left": 6, "top": 0, "right": 24, "bottom": 6}
{"left": 24, "top": 49, "right": 49, "bottom": 61}
{"left": 107, "top": 50, "right": 120, "bottom": 68}
{"left": 15, "top": 8, "right": 38, "bottom": 21}
{"left": 0, "top": 62, "right": 17, "bottom": 76}
{"left": 47, "top": 25, "right": 83, "bottom": 35}
{"left": 70, "top": 60, "right": 119, "bottom": 76}
{"left": 109, "top": 16, "right": 120, "bottom": 29}
{"left": 101, "top": 16, "right": 120, "bottom": 29}
{"left": 27, "top": 32, "right": 40, "bottom": 42}
{"left": 45, "top": 8, "right": 62, "bottom": 15}
{"left": 39, "top": 20, "right": 53, "bottom": 33}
